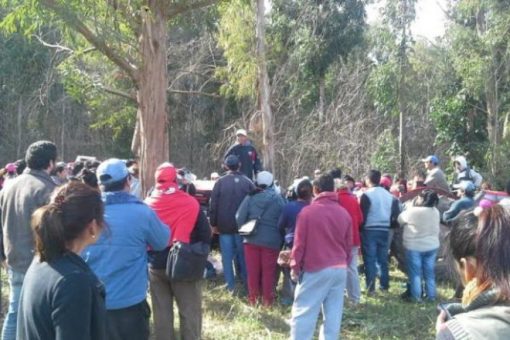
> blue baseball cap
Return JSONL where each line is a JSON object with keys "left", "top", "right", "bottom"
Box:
{"left": 96, "top": 158, "right": 129, "bottom": 185}
{"left": 421, "top": 155, "right": 439, "bottom": 165}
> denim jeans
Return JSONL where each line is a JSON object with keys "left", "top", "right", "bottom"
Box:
{"left": 219, "top": 233, "right": 247, "bottom": 291}
{"left": 406, "top": 248, "right": 438, "bottom": 301}
{"left": 291, "top": 267, "right": 347, "bottom": 340}
{"left": 2, "top": 269, "right": 25, "bottom": 340}
{"left": 361, "top": 230, "right": 390, "bottom": 292}
{"left": 346, "top": 246, "right": 361, "bottom": 304}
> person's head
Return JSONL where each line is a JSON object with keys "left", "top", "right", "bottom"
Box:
{"left": 72, "top": 161, "right": 85, "bottom": 177}
{"left": 313, "top": 174, "right": 335, "bottom": 195}
{"left": 416, "top": 190, "right": 439, "bottom": 207}
{"left": 365, "top": 169, "right": 381, "bottom": 187}
{"left": 449, "top": 206, "right": 510, "bottom": 301}
{"left": 32, "top": 182, "right": 104, "bottom": 262}
{"left": 155, "top": 162, "right": 178, "bottom": 191}
{"left": 329, "top": 168, "right": 342, "bottom": 179}
{"left": 5, "top": 163, "right": 17, "bottom": 175}
{"left": 256, "top": 171, "right": 273, "bottom": 189}
{"left": 453, "top": 155, "right": 467, "bottom": 172}
{"left": 224, "top": 154, "right": 240, "bottom": 171}
{"left": 313, "top": 169, "right": 322, "bottom": 179}
{"left": 296, "top": 179, "right": 313, "bottom": 201}
{"left": 128, "top": 163, "right": 139, "bottom": 179}
{"left": 343, "top": 175, "right": 355, "bottom": 190}
{"left": 236, "top": 129, "right": 248, "bottom": 145}
{"left": 457, "top": 181, "right": 476, "bottom": 198}
{"left": 15, "top": 159, "right": 26, "bottom": 175}
{"left": 96, "top": 158, "right": 130, "bottom": 192}
{"left": 25, "top": 141, "right": 57, "bottom": 172}
{"left": 79, "top": 168, "right": 99, "bottom": 189}
{"left": 422, "top": 155, "right": 439, "bottom": 171}
{"left": 210, "top": 172, "right": 220, "bottom": 181}
{"left": 380, "top": 174, "right": 392, "bottom": 190}
{"left": 55, "top": 162, "right": 67, "bottom": 180}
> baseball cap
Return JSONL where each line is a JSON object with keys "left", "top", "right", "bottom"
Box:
{"left": 5, "top": 163, "right": 17, "bottom": 173}
{"left": 224, "top": 155, "right": 240, "bottom": 167}
{"left": 96, "top": 158, "right": 129, "bottom": 185}
{"left": 256, "top": 171, "right": 273, "bottom": 187}
{"left": 236, "top": 129, "right": 247, "bottom": 137}
{"left": 421, "top": 155, "right": 439, "bottom": 165}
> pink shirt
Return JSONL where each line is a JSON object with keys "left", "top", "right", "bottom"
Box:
{"left": 291, "top": 192, "right": 353, "bottom": 275}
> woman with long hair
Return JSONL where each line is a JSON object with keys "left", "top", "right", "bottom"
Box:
{"left": 17, "top": 182, "right": 106, "bottom": 340}
{"left": 436, "top": 205, "right": 510, "bottom": 339}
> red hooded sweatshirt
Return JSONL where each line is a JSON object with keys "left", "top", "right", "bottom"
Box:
{"left": 337, "top": 189, "right": 363, "bottom": 247}
{"left": 145, "top": 163, "right": 199, "bottom": 244}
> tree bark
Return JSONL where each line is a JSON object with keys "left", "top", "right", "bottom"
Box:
{"left": 137, "top": 1, "right": 169, "bottom": 194}
{"left": 319, "top": 77, "right": 325, "bottom": 121}
{"left": 256, "top": 0, "right": 275, "bottom": 174}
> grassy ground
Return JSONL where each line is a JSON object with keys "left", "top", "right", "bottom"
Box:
{"left": 202, "top": 261, "right": 455, "bottom": 340}
{"left": 0, "top": 258, "right": 455, "bottom": 339}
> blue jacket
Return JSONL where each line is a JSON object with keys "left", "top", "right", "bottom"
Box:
{"left": 82, "top": 191, "right": 169, "bottom": 310}
{"left": 277, "top": 200, "right": 309, "bottom": 248}
{"left": 236, "top": 187, "right": 285, "bottom": 250}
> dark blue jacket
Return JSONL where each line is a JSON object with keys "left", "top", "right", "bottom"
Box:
{"left": 209, "top": 171, "right": 255, "bottom": 234}
{"left": 277, "top": 200, "right": 309, "bottom": 248}
{"left": 224, "top": 142, "right": 262, "bottom": 180}
{"left": 17, "top": 252, "right": 106, "bottom": 340}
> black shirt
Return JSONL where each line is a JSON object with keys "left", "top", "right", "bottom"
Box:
{"left": 17, "top": 252, "right": 106, "bottom": 340}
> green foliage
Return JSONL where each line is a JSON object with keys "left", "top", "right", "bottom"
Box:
{"left": 215, "top": 0, "right": 257, "bottom": 99}
{"left": 370, "top": 129, "right": 399, "bottom": 173}
{"left": 429, "top": 93, "right": 488, "bottom": 169}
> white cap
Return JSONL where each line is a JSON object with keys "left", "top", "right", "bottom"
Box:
{"left": 256, "top": 171, "right": 274, "bottom": 187}
{"left": 236, "top": 129, "right": 247, "bottom": 136}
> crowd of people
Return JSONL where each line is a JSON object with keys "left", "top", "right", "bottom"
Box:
{"left": 0, "top": 130, "right": 510, "bottom": 340}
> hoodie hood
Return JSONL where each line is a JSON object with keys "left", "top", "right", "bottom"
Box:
{"left": 155, "top": 163, "right": 179, "bottom": 191}
{"left": 454, "top": 156, "right": 467, "bottom": 170}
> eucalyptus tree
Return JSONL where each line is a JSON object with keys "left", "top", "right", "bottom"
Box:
{"left": 1, "top": 0, "right": 220, "bottom": 191}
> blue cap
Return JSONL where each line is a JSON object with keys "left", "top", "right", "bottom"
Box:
{"left": 421, "top": 155, "right": 439, "bottom": 165}
{"left": 96, "top": 158, "right": 129, "bottom": 185}
{"left": 224, "top": 155, "right": 240, "bottom": 167}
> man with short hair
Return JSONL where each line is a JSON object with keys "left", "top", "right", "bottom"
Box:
{"left": 210, "top": 155, "right": 255, "bottom": 292}
{"left": 82, "top": 158, "right": 170, "bottom": 340}
{"left": 224, "top": 129, "right": 262, "bottom": 180}
{"left": 0, "top": 141, "right": 58, "bottom": 340}
{"left": 290, "top": 174, "right": 353, "bottom": 340}
{"left": 422, "top": 155, "right": 449, "bottom": 192}
{"left": 360, "top": 170, "right": 400, "bottom": 295}
{"left": 443, "top": 181, "right": 476, "bottom": 223}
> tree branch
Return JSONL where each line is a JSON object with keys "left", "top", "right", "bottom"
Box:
{"left": 33, "top": 34, "right": 74, "bottom": 53}
{"left": 168, "top": 0, "right": 220, "bottom": 18}
{"left": 41, "top": 0, "right": 139, "bottom": 82}
{"left": 98, "top": 85, "right": 137, "bottom": 103}
{"left": 167, "top": 89, "right": 220, "bottom": 98}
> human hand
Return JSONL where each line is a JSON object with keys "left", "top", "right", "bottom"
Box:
{"left": 290, "top": 269, "right": 298, "bottom": 283}
{"left": 436, "top": 310, "right": 447, "bottom": 334}
{"left": 211, "top": 226, "right": 219, "bottom": 235}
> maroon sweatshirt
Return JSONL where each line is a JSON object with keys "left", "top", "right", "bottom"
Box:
{"left": 290, "top": 192, "right": 353, "bottom": 276}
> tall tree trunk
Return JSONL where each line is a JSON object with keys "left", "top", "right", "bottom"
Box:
{"left": 138, "top": 1, "right": 169, "bottom": 194}
{"left": 16, "top": 97, "right": 23, "bottom": 158}
{"left": 319, "top": 77, "right": 325, "bottom": 121}
{"left": 256, "top": 0, "right": 274, "bottom": 173}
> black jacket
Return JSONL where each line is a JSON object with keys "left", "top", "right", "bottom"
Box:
{"left": 17, "top": 252, "right": 106, "bottom": 340}
{"left": 210, "top": 171, "right": 255, "bottom": 234}
{"left": 224, "top": 142, "right": 262, "bottom": 180}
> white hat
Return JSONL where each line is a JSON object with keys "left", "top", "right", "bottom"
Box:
{"left": 256, "top": 171, "right": 273, "bottom": 187}
{"left": 236, "top": 129, "right": 247, "bottom": 136}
